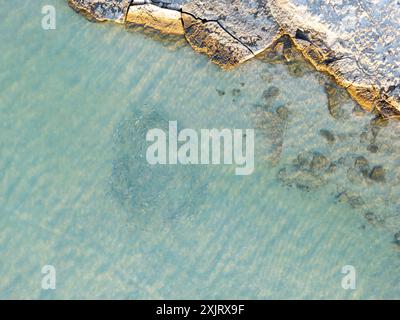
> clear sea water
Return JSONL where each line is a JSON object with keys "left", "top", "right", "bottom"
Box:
{"left": 1, "top": 0, "right": 399, "bottom": 299}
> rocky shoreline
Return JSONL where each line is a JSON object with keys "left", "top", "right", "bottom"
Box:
{"left": 67, "top": 0, "right": 400, "bottom": 117}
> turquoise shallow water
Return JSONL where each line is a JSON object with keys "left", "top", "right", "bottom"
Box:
{"left": 1, "top": 0, "right": 400, "bottom": 299}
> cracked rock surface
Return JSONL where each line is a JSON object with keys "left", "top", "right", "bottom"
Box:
{"left": 68, "top": 0, "right": 131, "bottom": 22}
{"left": 182, "top": 13, "right": 255, "bottom": 69}
{"left": 130, "top": 0, "right": 191, "bottom": 10}
{"left": 67, "top": 0, "right": 400, "bottom": 115}
{"left": 181, "top": 0, "right": 281, "bottom": 69}
{"left": 269, "top": 0, "right": 400, "bottom": 115}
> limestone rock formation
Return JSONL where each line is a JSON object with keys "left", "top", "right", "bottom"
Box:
{"left": 181, "top": 0, "right": 281, "bottom": 69}
{"left": 126, "top": 4, "right": 184, "bottom": 35}
{"left": 268, "top": 0, "right": 400, "bottom": 115}
{"left": 182, "top": 13, "right": 255, "bottom": 69}
{"left": 68, "top": 0, "right": 131, "bottom": 22}
{"left": 67, "top": 0, "right": 400, "bottom": 116}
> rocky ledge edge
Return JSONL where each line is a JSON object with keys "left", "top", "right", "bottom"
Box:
{"left": 68, "top": 0, "right": 400, "bottom": 117}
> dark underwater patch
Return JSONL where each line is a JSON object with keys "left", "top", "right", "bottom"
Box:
{"left": 109, "top": 108, "right": 208, "bottom": 226}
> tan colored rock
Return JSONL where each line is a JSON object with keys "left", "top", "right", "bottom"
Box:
{"left": 268, "top": 0, "right": 400, "bottom": 115}
{"left": 182, "top": 0, "right": 281, "bottom": 69}
{"left": 126, "top": 4, "right": 185, "bottom": 36}
{"left": 181, "top": 0, "right": 400, "bottom": 115}
{"left": 67, "top": 0, "right": 400, "bottom": 116}
{"left": 182, "top": 13, "right": 254, "bottom": 70}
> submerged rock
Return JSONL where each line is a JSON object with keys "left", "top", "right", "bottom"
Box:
{"left": 278, "top": 167, "right": 327, "bottom": 191}
{"left": 232, "top": 88, "right": 241, "bottom": 96}
{"left": 319, "top": 129, "right": 335, "bottom": 143}
{"left": 347, "top": 155, "right": 370, "bottom": 184}
{"left": 262, "top": 86, "right": 280, "bottom": 101}
{"left": 215, "top": 88, "right": 225, "bottom": 96}
{"left": 367, "top": 144, "right": 379, "bottom": 153}
{"left": 310, "top": 152, "right": 329, "bottom": 171}
{"left": 276, "top": 105, "right": 289, "bottom": 120}
{"left": 324, "top": 82, "right": 350, "bottom": 119}
{"left": 369, "top": 165, "right": 386, "bottom": 182}
{"left": 335, "top": 191, "right": 365, "bottom": 209}
{"left": 354, "top": 156, "right": 369, "bottom": 172}
{"left": 364, "top": 212, "right": 385, "bottom": 226}
{"left": 394, "top": 232, "right": 400, "bottom": 246}
{"left": 252, "top": 105, "right": 287, "bottom": 165}
{"left": 364, "top": 212, "right": 375, "bottom": 223}
{"left": 278, "top": 150, "right": 335, "bottom": 192}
